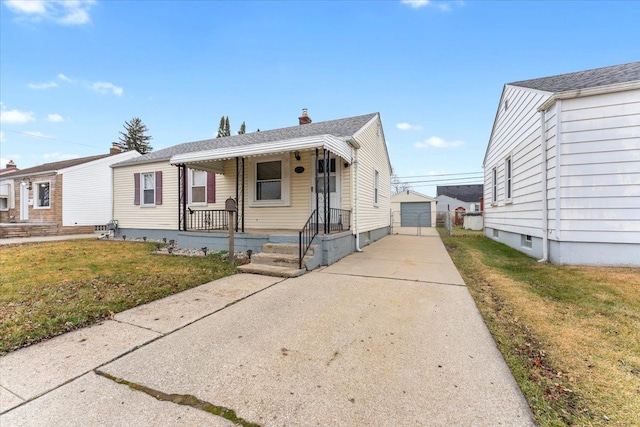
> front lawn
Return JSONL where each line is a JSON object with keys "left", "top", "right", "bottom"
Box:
{"left": 439, "top": 229, "right": 640, "bottom": 427}
{"left": 0, "top": 240, "right": 237, "bottom": 354}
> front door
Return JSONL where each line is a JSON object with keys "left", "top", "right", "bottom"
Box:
{"left": 311, "top": 154, "right": 341, "bottom": 221}
{"left": 20, "top": 183, "right": 29, "bottom": 221}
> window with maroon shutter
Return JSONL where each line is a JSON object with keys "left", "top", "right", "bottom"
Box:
{"left": 207, "top": 172, "right": 216, "bottom": 203}
{"left": 155, "top": 171, "right": 162, "bottom": 205}
{"left": 134, "top": 173, "right": 140, "bottom": 205}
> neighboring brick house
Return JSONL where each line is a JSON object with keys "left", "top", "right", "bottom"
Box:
{"left": 0, "top": 146, "right": 140, "bottom": 238}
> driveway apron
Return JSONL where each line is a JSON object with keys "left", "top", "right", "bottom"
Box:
{"left": 1, "top": 233, "right": 535, "bottom": 426}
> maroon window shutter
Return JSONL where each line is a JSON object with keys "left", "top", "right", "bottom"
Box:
{"left": 134, "top": 173, "right": 140, "bottom": 205}
{"left": 186, "top": 169, "right": 190, "bottom": 203}
{"left": 207, "top": 172, "right": 216, "bottom": 203}
{"left": 155, "top": 171, "right": 163, "bottom": 205}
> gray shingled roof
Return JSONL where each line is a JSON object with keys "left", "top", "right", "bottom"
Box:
{"left": 1, "top": 154, "right": 111, "bottom": 179}
{"left": 509, "top": 62, "right": 640, "bottom": 93}
{"left": 437, "top": 185, "right": 484, "bottom": 202}
{"left": 113, "top": 113, "right": 378, "bottom": 167}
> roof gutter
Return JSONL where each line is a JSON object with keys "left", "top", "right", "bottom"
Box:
{"left": 537, "top": 80, "right": 640, "bottom": 112}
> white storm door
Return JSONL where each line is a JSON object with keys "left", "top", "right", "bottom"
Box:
{"left": 311, "top": 154, "right": 342, "bottom": 219}
{"left": 20, "top": 184, "right": 29, "bottom": 220}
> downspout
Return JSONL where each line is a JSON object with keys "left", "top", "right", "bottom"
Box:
{"left": 539, "top": 109, "right": 549, "bottom": 262}
{"left": 351, "top": 143, "right": 362, "bottom": 252}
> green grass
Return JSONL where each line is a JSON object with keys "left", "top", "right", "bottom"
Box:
{"left": 439, "top": 228, "right": 640, "bottom": 427}
{"left": 0, "top": 240, "right": 238, "bottom": 354}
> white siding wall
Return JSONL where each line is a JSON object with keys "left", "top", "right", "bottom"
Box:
{"left": 484, "top": 85, "right": 552, "bottom": 238}
{"left": 352, "top": 117, "right": 392, "bottom": 234}
{"left": 556, "top": 88, "right": 640, "bottom": 244}
{"left": 113, "top": 161, "right": 179, "bottom": 230}
{"left": 61, "top": 151, "right": 140, "bottom": 226}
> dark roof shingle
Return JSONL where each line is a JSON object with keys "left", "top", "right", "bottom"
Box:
{"left": 509, "top": 62, "right": 640, "bottom": 93}
{"left": 114, "top": 113, "right": 378, "bottom": 167}
{"left": 437, "top": 185, "right": 484, "bottom": 202}
{"left": 1, "top": 154, "right": 111, "bottom": 179}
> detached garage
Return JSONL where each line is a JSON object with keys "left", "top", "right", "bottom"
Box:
{"left": 391, "top": 190, "right": 437, "bottom": 230}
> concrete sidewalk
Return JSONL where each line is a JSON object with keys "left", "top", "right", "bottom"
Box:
{"left": 0, "top": 233, "right": 535, "bottom": 426}
{"left": 0, "top": 234, "right": 99, "bottom": 246}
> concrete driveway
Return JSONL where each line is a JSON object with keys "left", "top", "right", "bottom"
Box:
{"left": 1, "top": 233, "right": 535, "bottom": 426}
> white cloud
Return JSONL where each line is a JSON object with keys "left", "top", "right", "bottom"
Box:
{"left": 28, "top": 81, "right": 58, "bottom": 89}
{"left": 47, "top": 113, "right": 65, "bottom": 122}
{"left": 397, "top": 123, "right": 423, "bottom": 131}
{"left": 24, "top": 131, "right": 53, "bottom": 139}
{"left": 0, "top": 106, "right": 35, "bottom": 124}
{"left": 402, "top": 0, "right": 430, "bottom": 8}
{"left": 58, "top": 73, "right": 72, "bottom": 82}
{"left": 414, "top": 136, "right": 464, "bottom": 148}
{"left": 5, "top": 0, "right": 96, "bottom": 25}
{"left": 401, "top": 0, "right": 464, "bottom": 11}
{"left": 92, "top": 82, "right": 124, "bottom": 96}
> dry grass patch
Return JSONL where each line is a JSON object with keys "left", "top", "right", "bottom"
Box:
{"left": 440, "top": 230, "right": 640, "bottom": 427}
{"left": 0, "top": 239, "right": 237, "bottom": 354}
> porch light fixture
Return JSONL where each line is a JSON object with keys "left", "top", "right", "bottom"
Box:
{"left": 294, "top": 151, "right": 301, "bottom": 161}
{"left": 21, "top": 179, "right": 32, "bottom": 190}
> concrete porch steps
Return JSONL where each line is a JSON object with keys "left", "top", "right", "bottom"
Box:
{"left": 237, "top": 242, "right": 317, "bottom": 278}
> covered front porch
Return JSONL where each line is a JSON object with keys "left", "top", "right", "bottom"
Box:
{"left": 169, "top": 135, "right": 359, "bottom": 272}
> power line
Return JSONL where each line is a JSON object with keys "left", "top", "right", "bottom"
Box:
{"left": 400, "top": 176, "right": 484, "bottom": 185}
{"left": 2, "top": 129, "right": 103, "bottom": 149}
{"left": 394, "top": 172, "right": 483, "bottom": 179}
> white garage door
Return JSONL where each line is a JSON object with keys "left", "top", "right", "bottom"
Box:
{"left": 401, "top": 202, "right": 431, "bottom": 227}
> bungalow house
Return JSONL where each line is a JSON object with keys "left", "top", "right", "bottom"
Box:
{"left": 483, "top": 62, "right": 640, "bottom": 266}
{"left": 0, "top": 147, "right": 140, "bottom": 238}
{"left": 390, "top": 190, "right": 437, "bottom": 231}
{"left": 111, "top": 110, "right": 392, "bottom": 275}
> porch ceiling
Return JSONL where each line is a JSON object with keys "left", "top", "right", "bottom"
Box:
{"left": 169, "top": 135, "right": 353, "bottom": 171}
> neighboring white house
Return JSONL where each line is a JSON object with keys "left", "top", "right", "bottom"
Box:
{"left": 111, "top": 111, "right": 392, "bottom": 269}
{"left": 483, "top": 62, "right": 640, "bottom": 266}
{"left": 435, "top": 185, "right": 483, "bottom": 213}
{"left": 391, "top": 190, "right": 437, "bottom": 231}
{"left": 0, "top": 146, "right": 140, "bottom": 238}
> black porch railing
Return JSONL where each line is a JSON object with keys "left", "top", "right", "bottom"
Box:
{"left": 187, "top": 208, "right": 228, "bottom": 231}
{"left": 327, "top": 208, "right": 351, "bottom": 233}
{"left": 299, "top": 208, "right": 351, "bottom": 269}
{"left": 299, "top": 209, "right": 319, "bottom": 269}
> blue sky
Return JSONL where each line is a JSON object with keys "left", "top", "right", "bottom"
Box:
{"left": 1, "top": 0, "right": 639, "bottom": 196}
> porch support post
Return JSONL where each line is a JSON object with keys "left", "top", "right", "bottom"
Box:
{"left": 323, "top": 148, "right": 329, "bottom": 234}
{"left": 235, "top": 157, "right": 239, "bottom": 232}
{"left": 241, "top": 157, "right": 245, "bottom": 233}
{"left": 178, "top": 164, "right": 187, "bottom": 231}
{"left": 315, "top": 148, "right": 319, "bottom": 234}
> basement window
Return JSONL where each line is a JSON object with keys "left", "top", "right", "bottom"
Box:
{"left": 521, "top": 234, "right": 532, "bottom": 249}
{"left": 492, "top": 229, "right": 499, "bottom": 238}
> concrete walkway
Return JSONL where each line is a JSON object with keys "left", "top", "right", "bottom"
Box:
{"left": 0, "top": 234, "right": 99, "bottom": 246}
{"left": 0, "top": 231, "right": 535, "bottom": 426}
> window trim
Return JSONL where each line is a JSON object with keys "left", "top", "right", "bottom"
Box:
{"left": 141, "top": 172, "right": 156, "bottom": 207}
{"left": 34, "top": 180, "right": 51, "bottom": 209}
{"left": 505, "top": 155, "right": 513, "bottom": 202}
{"left": 248, "top": 154, "right": 290, "bottom": 207}
{"left": 0, "top": 181, "right": 12, "bottom": 211}
{"left": 374, "top": 169, "right": 379, "bottom": 206}
{"left": 189, "top": 169, "right": 207, "bottom": 206}
{"left": 491, "top": 167, "right": 497, "bottom": 204}
{"left": 521, "top": 234, "right": 532, "bottom": 249}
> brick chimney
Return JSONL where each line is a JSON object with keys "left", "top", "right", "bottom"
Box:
{"left": 298, "top": 108, "right": 312, "bottom": 125}
{"left": 110, "top": 143, "right": 122, "bottom": 155}
{"left": 5, "top": 160, "right": 17, "bottom": 170}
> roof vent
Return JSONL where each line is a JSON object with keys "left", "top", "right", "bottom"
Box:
{"left": 298, "top": 108, "right": 312, "bottom": 125}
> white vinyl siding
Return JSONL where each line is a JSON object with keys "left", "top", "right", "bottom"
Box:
{"left": 485, "top": 83, "right": 640, "bottom": 253}
{"left": 113, "top": 162, "right": 178, "bottom": 230}
{"left": 484, "top": 85, "right": 552, "bottom": 238}
{"left": 554, "top": 89, "right": 640, "bottom": 244}
{"left": 60, "top": 150, "right": 140, "bottom": 227}
{"left": 351, "top": 116, "right": 391, "bottom": 234}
